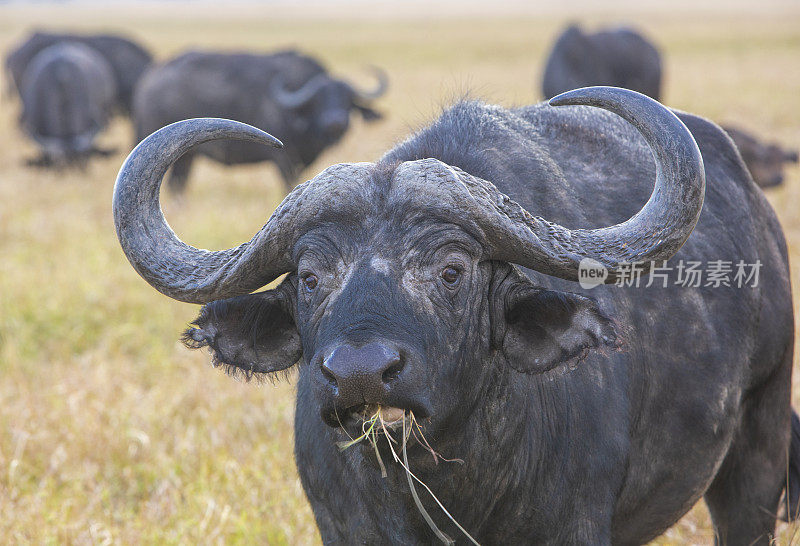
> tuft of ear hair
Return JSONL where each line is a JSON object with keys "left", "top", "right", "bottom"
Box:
{"left": 182, "top": 288, "right": 302, "bottom": 382}
{"left": 501, "top": 286, "right": 622, "bottom": 375}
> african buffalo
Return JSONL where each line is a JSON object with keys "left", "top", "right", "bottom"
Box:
{"left": 132, "top": 50, "right": 387, "bottom": 194}
{"left": 20, "top": 42, "right": 116, "bottom": 166}
{"left": 723, "top": 125, "right": 799, "bottom": 188}
{"left": 114, "top": 87, "right": 798, "bottom": 545}
{"left": 5, "top": 31, "right": 151, "bottom": 113}
{"left": 542, "top": 24, "right": 662, "bottom": 101}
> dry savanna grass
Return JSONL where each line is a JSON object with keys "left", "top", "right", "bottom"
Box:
{"left": 0, "top": 1, "right": 799, "bottom": 544}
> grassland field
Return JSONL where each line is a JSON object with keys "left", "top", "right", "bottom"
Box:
{"left": 0, "top": 2, "right": 799, "bottom": 544}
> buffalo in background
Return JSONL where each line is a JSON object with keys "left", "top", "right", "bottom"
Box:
{"left": 723, "top": 125, "right": 799, "bottom": 188}
{"left": 19, "top": 42, "right": 117, "bottom": 166}
{"left": 541, "top": 23, "right": 798, "bottom": 191}
{"left": 132, "top": 50, "right": 387, "bottom": 193}
{"left": 5, "top": 31, "right": 152, "bottom": 113}
{"left": 541, "top": 24, "right": 662, "bottom": 100}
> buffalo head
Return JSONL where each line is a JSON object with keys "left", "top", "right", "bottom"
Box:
{"left": 271, "top": 67, "right": 386, "bottom": 142}
{"left": 723, "top": 125, "right": 798, "bottom": 188}
{"left": 113, "top": 87, "right": 704, "bottom": 441}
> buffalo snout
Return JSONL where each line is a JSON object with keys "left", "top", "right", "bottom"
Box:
{"left": 320, "top": 342, "right": 405, "bottom": 407}
{"left": 320, "top": 112, "right": 349, "bottom": 137}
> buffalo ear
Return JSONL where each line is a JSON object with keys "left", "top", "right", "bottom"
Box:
{"left": 499, "top": 286, "right": 619, "bottom": 374}
{"left": 182, "top": 277, "right": 301, "bottom": 379}
{"left": 353, "top": 103, "right": 382, "bottom": 121}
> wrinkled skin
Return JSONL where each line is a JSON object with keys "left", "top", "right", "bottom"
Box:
{"left": 185, "top": 101, "right": 794, "bottom": 545}
{"left": 19, "top": 42, "right": 116, "bottom": 166}
{"left": 132, "top": 50, "right": 383, "bottom": 194}
{"left": 5, "top": 31, "right": 151, "bottom": 113}
{"left": 723, "top": 125, "right": 799, "bottom": 188}
{"left": 542, "top": 24, "right": 662, "bottom": 100}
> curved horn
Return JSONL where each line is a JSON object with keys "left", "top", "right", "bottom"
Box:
{"left": 113, "top": 118, "right": 295, "bottom": 304}
{"left": 349, "top": 66, "right": 388, "bottom": 100}
{"left": 271, "top": 73, "right": 329, "bottom": 109}
{"left": 486, "top": 86, "right": 705, "bottom": 282}
{"left": 399, "top": 87, "right": 702, "bottom": 284}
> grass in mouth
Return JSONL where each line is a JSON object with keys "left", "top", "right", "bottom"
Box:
{"left": 337, "top": 407, "right": 479, "bottom": 546}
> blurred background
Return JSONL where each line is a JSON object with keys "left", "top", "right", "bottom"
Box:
{"left": 0, "top": 0, "right": 798, "bottom": 543}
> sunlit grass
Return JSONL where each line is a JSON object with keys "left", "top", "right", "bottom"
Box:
{"left": 1, "top": 3, "right": 799, "bottom": 544}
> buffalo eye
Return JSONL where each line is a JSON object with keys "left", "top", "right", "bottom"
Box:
{"left": 440, "top": 266, "right": 462, "bottom": 288}
{"left": 302, "top": 273, "right": 319, "bottom": 291}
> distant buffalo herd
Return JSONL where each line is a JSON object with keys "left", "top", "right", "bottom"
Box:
{"left": 5, "top": 26, "right": 797, "bottom": 190}
{"left": 5, "top": 33, "right": 386, "bottom": 189}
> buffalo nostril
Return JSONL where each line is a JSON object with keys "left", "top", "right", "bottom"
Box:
{"left": 321, "top": 361, "right": 338, "bottom": 386}
{"left": 381, "top": 358, "right": 404, "bottom": 383}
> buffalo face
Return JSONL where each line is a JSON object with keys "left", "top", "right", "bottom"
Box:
{"left": 723, "top": 125, "right": 799, "bottom": 188}
{"left": 744, "top": 143, "right": 798, "bottom": 188}
{"left": 307, "top": 80, "right": 357, "bottom": 141}
{"left": 182, "top": 167, "right": 619, "bottom": 442}
{"left": 294, "top": 217, "right": 490, "bottom": 434}
{"left": 272, "top": 71, "right": 385, "bottom": 147}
